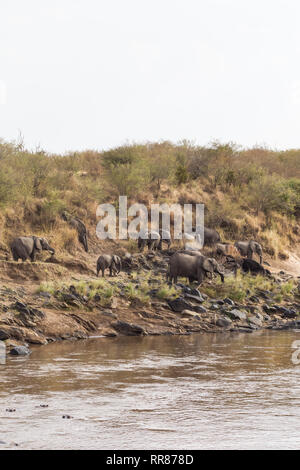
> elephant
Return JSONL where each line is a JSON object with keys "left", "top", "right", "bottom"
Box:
{"left": 235, "top": 240, "right": 263, "bottom": 264}
{"left": 241, "top": 259, "right": 270, "bottom": 276}
{"left": 138, "top": 230, "right": 161, "bottom": 252}
{"left": 167, "top": 252, "right": 224, "bottom": 285}
{"left": 61, "top": 211, "right": 88, "bottom": 252}
{"left": 192, "top": 226, "right": 221, "bottom": 246}
{"left": 96, "top": 254, "right": 122, "bottom": 277}
{"left": 216, "top": 243, "right": 240, "bottom": 258}
{"left": 158, "top": 229, "right": 172, "bottom": 250}
{"left": 11, "top": 236, "right": 55, "bottom": 262}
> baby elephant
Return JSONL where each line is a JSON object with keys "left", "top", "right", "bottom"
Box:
{"left": 242, "top": 259, "right": 270, "bottom": 276}
{"left": 11, "top": 236, "right": 55, "bottom": 262}
{"left": 96, "top": 254, "right": 122, "bottom": 277}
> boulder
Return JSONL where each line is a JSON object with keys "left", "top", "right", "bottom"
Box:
{"left": 112, "top": 321, "right": 147, "bottom": 336}
{"left": 184, "top": 294, "right": 205, "bottom": 303}
{"left": 0, "top": 329, "right": 10, "bottom": 341}
{"left": 226, "top": 309, "right": 247, "bottom": 321}
{"left": 248, "top": 316, "right": 263, "bottom": 328}
{"left": 9, "top": 346, "right": 31, "bottom": 356}
{"left": 167, "top": 297, "right": 192, "bottom": 312}
{"left": 216, "top": 317, "right": 232, "bottom": 328}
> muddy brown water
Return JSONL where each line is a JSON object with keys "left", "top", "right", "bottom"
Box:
{"left": 0, "top": 330, "right": 300, "bottom": 450}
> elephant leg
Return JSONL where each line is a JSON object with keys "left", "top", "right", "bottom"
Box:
{"left": 197, "top": 270, "right": 205, "bottom": 285}
{"left": 217, "top": 270, "right": 225, "bottom": 283}
{"left": 12, "top": 250, "right": 19, "bottom": 262}
{"left": 30, "top": 251, "right": 36, "bottom": 262}
{"left": 102, "top": 268, "right": 105, "bottom": 277}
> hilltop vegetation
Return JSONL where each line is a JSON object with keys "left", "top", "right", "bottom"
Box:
{"left": 0, "top": 138, "right": 299, "bottom": 258}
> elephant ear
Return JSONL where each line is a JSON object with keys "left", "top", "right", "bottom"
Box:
{"left": 34, "top": 237, "right": 42, "bottom": 250}
{"left": 203, "top": 258, "right": 215, "bottom": 272}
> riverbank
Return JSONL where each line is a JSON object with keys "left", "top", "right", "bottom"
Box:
{"left": 0, "top": 250, "right": 299, "bottom": 355}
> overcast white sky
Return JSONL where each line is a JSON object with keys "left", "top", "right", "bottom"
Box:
{"left": 1, "top": 0, "right": 300, "bottom": 153}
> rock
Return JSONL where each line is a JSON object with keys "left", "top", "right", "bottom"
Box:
{"left": 226, "top": 309, "right": 247, "bottom": 321}
{"left": 257, "top": 290, "right": 272, "bottom": 300}
{"left": 248, "top": 316, "right": 263, "bottom": 327}
{"left": 255, "top": 312, "right": 264, "bottom": 321}
{"left": 190, "top": 288, "right": 202, "bottom": 297}
{"left": 167, "top": 297, "right": 192, "bottom": 312}
{"left": 263, "top": 305, "right": 277, "bottom": 314}
{"left": 12, "top": 301, "right": 45, "bottom": 320}
{"left": 184, "top": 294, "right": 205, "bottom": 303}
{"left": 216, "top": 317, "right": 232, "bottom": 328}
{"left": 37, "top": 292, "right": 51, "bottom": 299}
{"left": 192, "top": 305, "right": 207, "bottom": 314}
{"left": 210, "top": 303, "right": 220, "bottom": 310}
{"left": 9, "top": 346, "right": 31, "bottom": 356}
{"left": 249, "top": 296, "right": 260, "bottom": 303}
{"left": 181, "top": 310, "right": 201, "bottom": 320}
{"left": 283, "top": 309, "right": 298, "bottom": 319}
{"left": 0, "top": 329, "right": 10, "bottom": 341}
{"left": 112, "top": 321, "right": 147, "bottom": 336}
{"left": 223, "top": 298, "right": 235, "bottom": 306}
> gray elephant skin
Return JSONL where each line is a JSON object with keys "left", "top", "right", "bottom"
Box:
{"left": 235, "top": 240, "right": 263, "bottom": 264}
{"left": 193, "top": 226, "right": 221, "bottom": 246}
{"left": 62, "top": 211, "right": 88, "bottom": 252}
{"left": 242, "top": 259, "right": 270, "bottom": 276}
{"left": 158, "top": 229, "right": 172, "bottom": 250}
{"left": 96, "top": 254, "right": 122, "bottom": 277}
{"left": 138, "top": 230, "right": 161, "bottom": 251}
{"left": 168, "top": 252, "right": 224, "bottom": 285}
{"left": 11, "top": 236, "right": 55, "bottom": 262}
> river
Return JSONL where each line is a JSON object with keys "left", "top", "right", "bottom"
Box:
{"left": 0, "top": 330, "right": 300, "bottom": 450}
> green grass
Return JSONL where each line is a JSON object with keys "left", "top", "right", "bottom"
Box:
{"left": 156, "top": 284, "right": 178, "bottom": 300}
{"left": 200, "top": 273, "right": 297, "bottom": 303}
{"left": 124, "top": 282, "right": 150, "bottom": 305}
{"left": 37, "top": 279, "right": 118, "bottom": 307}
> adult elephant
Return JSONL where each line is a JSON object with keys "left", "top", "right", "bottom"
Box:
{"left": 235, "top": 240, "right": 263, "bottom": 264}
{"left": 11, "top": 236, "right": 55, "bottom": 262}
{"left": 158, "top": 229, "right": 172, "bottom": 250}
{"left": 138, "top": 230, "right": 161, "bottom": 252}
{"left": 96, "top": 254, "right": 122, "bottom": 277}
{"left": 167, "top": 252, "right": 224, "bottom": 285}
{"left": 193, "top": 226, "right": 221, "bottom": 246}
{"left": 61, "top": 211, "right": 88, "bottom": 252}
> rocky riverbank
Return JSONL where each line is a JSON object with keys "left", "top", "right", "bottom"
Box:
{"left": 0, "top": 251, "right": 299, "bottom": 355}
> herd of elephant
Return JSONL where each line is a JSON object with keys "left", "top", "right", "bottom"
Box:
{"left": 136, "top": 228, "right": 265, "bottom": 285}
{"left": 9, "top": 224, "right": 266, "bottom": 285}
